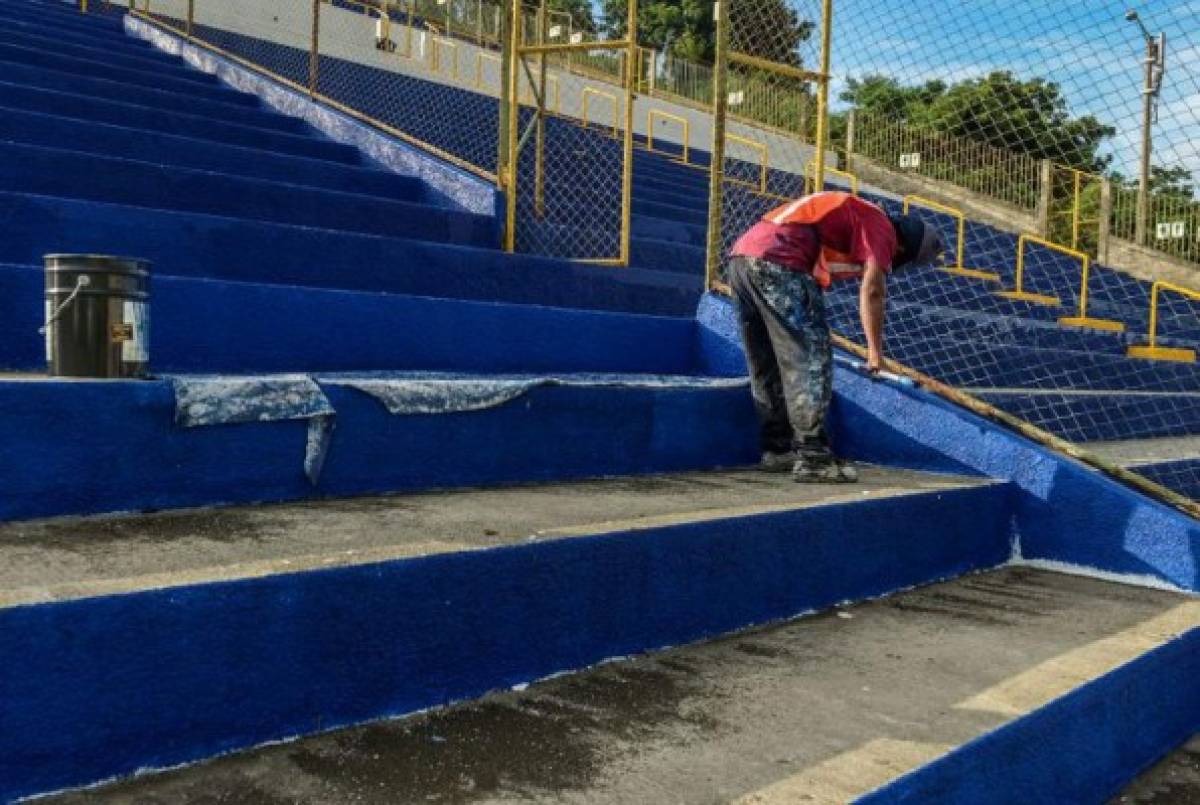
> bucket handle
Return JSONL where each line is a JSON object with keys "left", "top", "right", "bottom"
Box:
{"left": 39, "top": 275, "right": 91, "bottom": 335}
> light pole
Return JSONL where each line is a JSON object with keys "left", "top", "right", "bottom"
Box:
{"left": 1125, "top": 9, "right": 1166, "bottom": 246}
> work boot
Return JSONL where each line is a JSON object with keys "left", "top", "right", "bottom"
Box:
{"left": 760, "top": 450, "right": 796, "bottom": 473}
{"left": 792, "top": 448, "right": 858, "bottom": 484}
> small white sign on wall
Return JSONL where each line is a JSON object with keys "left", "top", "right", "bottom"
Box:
{"left": 727, "top": 90, "right": 745, "bottom": 106}
{"left": 898, "top": 152, "right": 921, "bottom": 169}
{"left": 569, "top": 31, "right": 583, "bottom": 44}
{"left": 1157, "top": 221, "right": 1187, "bottom": 240}
{"left": 549, "top": 24, "right": 563, "bottom": 38}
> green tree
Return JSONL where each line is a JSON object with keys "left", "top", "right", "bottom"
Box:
{"left": 601, "top": 0, "right": 811, "bottom": 64}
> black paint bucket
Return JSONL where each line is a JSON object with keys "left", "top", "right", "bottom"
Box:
{"left": 43, "top": 254, "right": 151, "bottom": 378}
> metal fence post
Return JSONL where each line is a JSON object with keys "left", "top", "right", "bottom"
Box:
{"left": 186, "top": 0, "right": 194, "bottom": 36}
{"left": 534, "top": 0, "right": 547, "bottom": 217}
{"left": 1036, "top": 159, "right": 1053, "bottom": 237}
{"left": 617, "top": 0, "right": 637, "bottom": 265}
{"left": 703, "top": 0, "right": 729, "bottom": 290}
{"left": 811, "top": 0, "right": 833, "bottom": 191}
{"left": 502, "top": 0, "right": 521, "bottom": 252}
{"left": 496, "top": 0, "right": 511, "bottom": 190}
{"left": 1098, "top": 178, "right": 1113, "bottom": 263}
{"left": 845, "top": 108, "right": 856, "bottom": 172}
{"left": 308, "top": 0, "right": 320, "bottom": 95}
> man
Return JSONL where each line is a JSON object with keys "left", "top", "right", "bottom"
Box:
{"left": 728, "top": 190, "right": 944, "bottom": 483}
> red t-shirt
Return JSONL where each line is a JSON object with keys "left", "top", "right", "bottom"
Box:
{"left": 730, "top": 193, "right": 897, "bottom": 282}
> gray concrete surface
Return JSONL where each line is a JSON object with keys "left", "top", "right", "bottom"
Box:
{"left": 0, "top": 467, "right": 984, "bottom": 607}
{"left": 1114, "top": 735, "right": 1200, "bottom": 804}
{"left": 41, "top": 567, "right": 1199, "bottom": 804}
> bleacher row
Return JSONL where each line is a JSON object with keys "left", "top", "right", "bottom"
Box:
{"left": 0, "top": 0, "right": 1197, "bottom": 509}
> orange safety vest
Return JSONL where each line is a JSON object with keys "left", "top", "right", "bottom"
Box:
{"left": 762, "top": 191, "right": 874, "bottom": 287}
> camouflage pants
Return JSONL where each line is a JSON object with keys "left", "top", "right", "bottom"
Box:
{"left": 728, "top": 256, "right": 833, "bottom": 455}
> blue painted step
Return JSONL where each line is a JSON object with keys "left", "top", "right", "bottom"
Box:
{"left": 0, "top": 142, "right": 502, "bottom": 246}
{"left": 881, "top": 333, "right": 1200, "bottom": 393}
{"left": 0, "top": 58, "right": 283, "bottom": 120}
{"left": 977, "top": 390, "right": 1200, "bottom": 442}
{"left": 0, "top": 376, "right": 758, "bottom": 521}
{"left": 0, "top": 42, "right": 234, "bottom": 97}
{"left": 0, "top": 4, "right": 129, "bottom": 37}
{"left": 0, "top": 81, "right": 361, "bottom": 162}
{"left": 0, "top": 107, "right": 422, "bottom": 203}
{"left": 0, "top": 265, "right": 697, "bottom": 374}
{"left": 0, "top": 24, "right": 185, "bottom": 70}
{"left": 0, "top": 193, "right": 699, "bottom": 317}
{"left": 0, "top": 10, "right": 151, "bottom": 51}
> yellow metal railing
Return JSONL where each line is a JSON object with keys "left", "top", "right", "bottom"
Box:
{"left": 902, "top": 195, "right": 999, "bottom": 282}
{"left": 1128, "top": 281, "right": 1200, "bottom": 363}
{"left": 474, "top": 51, "right": 500, "bottom": 91}
{"left": 580, "top": 87, "right": 618, "bottom": 138}
{"left": 995, "top": 233, "right": 1068, "bottom": 306}
{"left": 646, "top": 109, "right": 690, "bottom": 164}
{"left": 430, "top": 37, "right": 459, "bottom": 78}
{"left": 725, "top": 133, "right": 768, "bottom": 195}
{"left": 520, "top": 73, "right": 560, "bottom": 113}
{"left": 1055, "top": 244, "right": 1125, "bottom": 332}
{"left": 806, "top": 160, "right": 858, "bottom": 196}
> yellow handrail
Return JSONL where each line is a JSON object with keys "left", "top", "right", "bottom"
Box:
{"left": 725, "top": 133, "right": 768, "bottom": 194}
{"left": 995, "top": 233, "right": 1073, "bottom": 306}
{"left": 1128, "top": 280, "right": 1200, "bottom": 362}
{"left": 430, "top": 37, "right": 458, "bottom": 78}
{"left": 519, "top": 73, "right": 560, "bottom": 114}
{"left": 903, "top": 195, "right": 965, "bottom": 270}
{"left": 646, "top": 109, "right": 690, "bottom": 164}
{"left": 808, "top": 160, "right": 858, "bottom": 196}
{"left": 581, "top": 87, "right": 618, "bottom": 138}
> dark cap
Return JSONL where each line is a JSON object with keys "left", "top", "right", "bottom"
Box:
{"left": 890, "top": 214, "right": 946, "bottom": 268}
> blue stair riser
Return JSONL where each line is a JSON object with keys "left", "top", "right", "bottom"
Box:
{"left": 0, "top": 265, "right": 697, "bottom": 375}
{"left": 0, "top": 42, "right": 233, "bottom": 97}
{"left": 876, "top": 334, "right": 1200, "bottom": 393}
{"left": 0, "top": 9, "right": 149, "bottom": 50}
{"left": 0, "top": 3, "right": 130, "bottom": 38}
{"left": 0, "top": 142, "right": 495, "bottom": 246}
{"left": 0, "top": 24, "right": 186, "bottom": 70}
{"left": 0, "top": 194, "right": 699, "bottom": 317}
{"left": 0, "top": 58, "right": 281, "bottom": 118}
{"left": 0, "top": 108, "right": 422, "bottom": 203}
{"left": 630, "top": 238, "right": 706, "bottom": 276}
{"left": 978, "top": 391, "right": 1200, "bottom": 442}
{"left": 0, "top": 81, "right": 362, "bottom": 163}
{"left": 0, "top": 377, "right": 759, "bottom": 522}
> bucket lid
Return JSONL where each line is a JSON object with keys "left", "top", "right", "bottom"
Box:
{"left": 43, "top": 254, "right": 151, "bottom": 273}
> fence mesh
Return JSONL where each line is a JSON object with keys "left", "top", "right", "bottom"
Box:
{"left": 114, "top": 0, "right": 1200, "bottom": 508}
{"left": 505, "top": 1, "right": 632, "bottom": 262}
{"left": 814, "top": 0, "right": 1200, "bottom": 506}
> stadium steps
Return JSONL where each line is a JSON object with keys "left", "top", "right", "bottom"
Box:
{"left": 0, "top": 467, "right": 1023, "bottom": 800}
{"left": 20, "top": 562, "right": 1198, "bottom": 804}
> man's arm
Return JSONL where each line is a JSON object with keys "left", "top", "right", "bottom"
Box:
{"left": 859, "top": 259, "right": 887, "bottom": 371}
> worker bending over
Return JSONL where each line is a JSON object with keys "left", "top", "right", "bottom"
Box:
{"left": 728, "top": 190, "right": 944, "bottom": 483}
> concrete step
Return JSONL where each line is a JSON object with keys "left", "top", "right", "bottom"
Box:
{"left": 0, "top": 108, "right": 422, "bottom": 203}
{"left": 0, "top": 9, "right": 154, "bottom": 51}
{"left": 0, "top": 194, "right": 698, "bottom": 317}
{"left": 25, "top": 566, "right": 1198, "bottom": 804}
{"left": 0, "top": 142, "right": 505, "bottom": 247}
{"left": 0, "top": 81, "right": 362, "bottom": 164}
{"left": 0, "top": 468, "right": 1009, "bottom": 800}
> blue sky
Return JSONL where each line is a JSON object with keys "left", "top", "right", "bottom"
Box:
{"left": 828, "top": 0, "right": 1200, "bottom": 181}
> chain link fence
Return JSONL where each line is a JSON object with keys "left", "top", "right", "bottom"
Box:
{"left": 101, "top": 0, "right": 1200, "bottom": 511}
